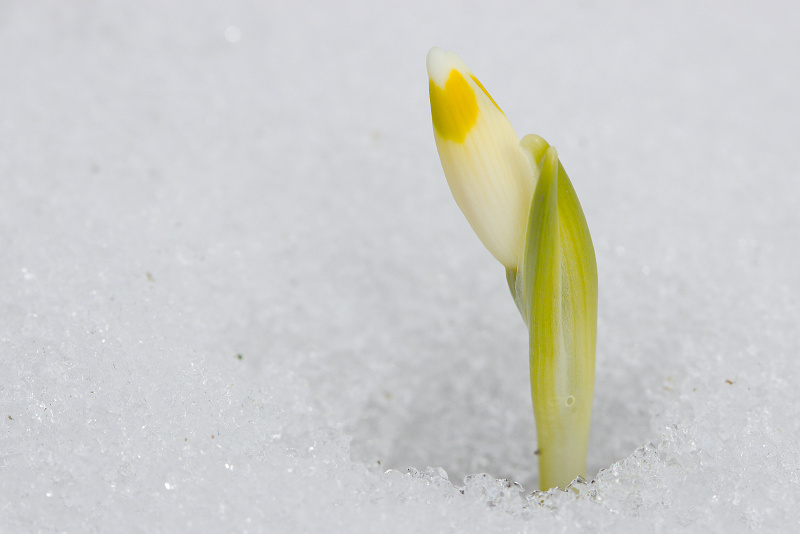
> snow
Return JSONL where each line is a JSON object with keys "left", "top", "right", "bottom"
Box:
{"left": 2, "top": 1, "right": 799, "bottom": 532}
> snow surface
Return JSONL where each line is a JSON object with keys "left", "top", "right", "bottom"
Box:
{"left": 2, "top": 1, "right": 800, "bottom": 532}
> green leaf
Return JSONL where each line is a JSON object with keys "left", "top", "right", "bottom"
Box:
{"left": 517, "top": 136, "right": 598, "bottom": 491}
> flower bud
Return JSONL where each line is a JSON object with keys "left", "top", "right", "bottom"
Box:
{"left": 427, "top": 47, "right": 535, "bottom": 268}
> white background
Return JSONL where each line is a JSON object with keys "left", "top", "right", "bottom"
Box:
{"left": 2, "top": 1, "right": 799, "bottom": 532}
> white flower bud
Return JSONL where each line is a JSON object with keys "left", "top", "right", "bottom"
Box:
{"left": 427, "top": 47, "right": 536, "bottom": 268}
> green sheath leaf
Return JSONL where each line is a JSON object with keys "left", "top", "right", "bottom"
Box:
{"left": 516, "top": 136, "right": 598, "bottom": 491}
